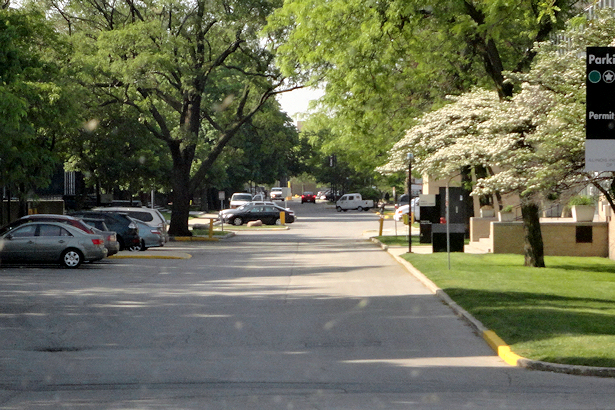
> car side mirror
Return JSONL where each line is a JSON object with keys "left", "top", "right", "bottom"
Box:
{"left": 5, "top": 234, "right": 13, "bottom": 240}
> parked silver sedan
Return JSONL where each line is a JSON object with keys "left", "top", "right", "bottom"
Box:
{"left": 0, "top": 222, "right": 107, "bottom": 268}
{"left": 130, "top": 219, "right": 164, "bottom": 252}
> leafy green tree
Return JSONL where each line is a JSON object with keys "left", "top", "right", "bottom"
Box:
{"left": 221, "top": 102, "right": 300, "bottom": 188}
{"left": 265, "top": 0, "right": 583, "bottom": 174}
{"left": 62, "top": 103, "right": 173, "bottom": 205}
{"left": 0, "top": 7, "right": 76, "bottom": 220}
{"left": 37, "top": 0, "right": 298, "bottom": 235}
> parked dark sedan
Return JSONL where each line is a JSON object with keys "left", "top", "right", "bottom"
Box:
{"left": 70, "top": 211, "right": 140, "bottom": 251}
{"left": 80, "top": 217, "right": 120, "bottom": 256}
{"left": 219, "top": 204, "right": 295, "bottom": 226}
{"left": 0, "top": 222, "right": 107, "bottom": 268}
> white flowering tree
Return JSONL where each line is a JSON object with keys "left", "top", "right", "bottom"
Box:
{"left": 381, "top": 10, "right": 615, "bottom": 267}
{"left": 379, "top": 86, "right": 553, "bottom": 267}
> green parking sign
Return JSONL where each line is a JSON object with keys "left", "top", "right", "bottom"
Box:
{"left": 586, "top": 47, "right": 615, "bottom": 171}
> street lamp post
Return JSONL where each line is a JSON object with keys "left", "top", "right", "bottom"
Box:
{"left": 407, "top": 152, "right": 413, "bottom": 254}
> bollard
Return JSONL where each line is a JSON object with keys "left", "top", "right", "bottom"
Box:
{"left": 379, "top": 215, "right": 384, "bottom": 236}
{"left": 280, "top": 211, "right": 285, "bottom": 225}
{"left": 208, "top": 218, "right": 214, "bottom": 239}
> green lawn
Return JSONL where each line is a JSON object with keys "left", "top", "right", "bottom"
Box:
{"left": 375, "top": 235, "right": 426, "bottom": 247}
{"left": 375, "top": 234, "right": 467, "bottom": 247}
{"left": 402, "top": 252, "right": 615, "bottom": 368}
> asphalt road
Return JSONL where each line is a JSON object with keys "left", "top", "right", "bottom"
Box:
{"left": 1, "top": 200, "right": 615, "bottom": 409}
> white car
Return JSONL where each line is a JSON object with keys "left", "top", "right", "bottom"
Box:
{"left": 394, "top": 198, "right": 420, "bottom": 222}
{"left": 394, "top": 205, "right": 410, "bottom": 222}
{"left": 270, "top": 187, "right": 284, "bottom": 200}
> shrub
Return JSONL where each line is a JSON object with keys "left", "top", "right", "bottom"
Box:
{"left": 357, "top": 187, "right": 382, "bottom": 202}
{"left": 568, "top": 195, "right": 595, "bottom": 206}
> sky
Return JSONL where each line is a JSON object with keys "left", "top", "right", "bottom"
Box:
{"left": 276, "top": 87, "right": 324, "bottom": 120}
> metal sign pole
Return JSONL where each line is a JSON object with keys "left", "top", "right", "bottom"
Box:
{"left": 446, "top": 183, "right": 451, "bottom": 270}
{"left": 407, "top": 153, "right": 413, "bottom": 253}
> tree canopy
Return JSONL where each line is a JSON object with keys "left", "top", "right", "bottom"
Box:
{"left": 0, "top": 7, "right": 76, "bottom": 219}
{"left": 265, "top": 0, "right": 583, "bottom": 175}
{"left": 27, "top": 0, "right": 301, "bottom": 235}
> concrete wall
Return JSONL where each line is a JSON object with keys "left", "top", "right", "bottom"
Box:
{"left": 609, "top": 216, "right": 615, "bottom": 260}
{"left": 470, "top": 217, "right": 496, "bottom": 242}
{"left": 490, "top": 220, "right": 608, "bottom": 257}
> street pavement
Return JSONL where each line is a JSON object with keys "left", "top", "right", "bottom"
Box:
{"left": 1, "top": 200, "right": 615, "bottom": 409}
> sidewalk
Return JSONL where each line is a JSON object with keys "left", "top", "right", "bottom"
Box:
{"left": 373, "top": 235, "right": 615, "bottom": 378}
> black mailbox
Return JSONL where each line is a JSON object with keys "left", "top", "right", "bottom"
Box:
{"left": 432, "top": 223, "right": 465, "bottom": 252}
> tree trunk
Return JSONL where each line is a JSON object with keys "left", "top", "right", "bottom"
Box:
{"left": 167, "top": 141, "right": 194, "bottom": 237}
{"left": 521, "top": 202, "right": 545, "bottom": 267}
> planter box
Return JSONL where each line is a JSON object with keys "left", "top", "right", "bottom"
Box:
{"left": 572, "top": 205, "right": 595, "bottom": 222}
{"left": 498, "top": 212, "right": 515, "bottom": 222}
{"left": 480, "top": 208, "right": 495, "bottom": 218}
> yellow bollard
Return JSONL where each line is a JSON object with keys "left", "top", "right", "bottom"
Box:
{"left": 208, "top": 218, "right": 214, "bottom": 239}
{"left": 280, "top": 211, "right": 286, "bottom": 225}
{"left": 379, "top": 216, "right": 384, "bottom": 236}
{"left": 402, "top": 213, "right": 409, "bottom": 225}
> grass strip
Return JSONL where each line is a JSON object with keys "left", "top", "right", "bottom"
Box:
{"left": 375, "top": 235, "right": 427, "bottom": 247}
{"left": 190, "top": 229, "right": 230, "bottom": 236}
{"left": 376, "top": 234, "right": 467, "bottom": 247}
{"left": 401, "top": 252, "right": 615, "bottom": 368}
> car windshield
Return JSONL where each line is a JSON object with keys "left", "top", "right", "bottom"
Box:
{"left": 232, "top": 194, "right": 252, "bottom": 201}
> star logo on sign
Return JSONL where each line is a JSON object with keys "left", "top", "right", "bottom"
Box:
{"left": 604, "top": 70, "right": 615, "bottom": 83}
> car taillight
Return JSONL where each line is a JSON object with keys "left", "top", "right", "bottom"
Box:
{"left": 151, "top": 229, "right": 161, "bottom": 235}
{"left": 92, "top": 238, "right": 104, "bottom": 245}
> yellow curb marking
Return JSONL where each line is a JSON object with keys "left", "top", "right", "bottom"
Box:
{"left": 483, "top": 330, "right": 523, "bottom": 366}
{"left": 173, "top": 236, "right": 219, "bottom": 241}
{"left": 109, "top": 254, "right": 191, "bottom": 260}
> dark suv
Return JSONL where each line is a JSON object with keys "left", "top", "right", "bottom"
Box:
{"left": 70, "top": 211, "right": 140, "bottom": 251}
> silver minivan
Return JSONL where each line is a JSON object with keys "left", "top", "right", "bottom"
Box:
{"left": 93, "top": 206, "right": 168, "bottom": 242}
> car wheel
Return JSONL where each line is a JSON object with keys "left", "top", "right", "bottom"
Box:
{"left": 129, "top": 240, "right": 145, "bottom": 252}
{"left": 357, "top": 206, "right": 363, "bottom": 212}
{"left": 61, "top": 248, "right": 83, "bottom": 269}
{"left": 336, "top": 206, "right": 342, "bottom": 212}
{"left": 233, "top": 217, "right": 243, "bottom": 226}
{"left": 275, "top": 218, "right": 281, "bottom": 225}
{"left": 117, "top": 236, "right": 126, "bottom": 251}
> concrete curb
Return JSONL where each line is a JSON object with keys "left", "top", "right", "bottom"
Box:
{"left": 220, "top": 226, "right": 290, "bottom": 231}
{"left": 373, "top": 238, "right": 615, "bottom": 378}
{"left": 170, "top": 232, "right": 236, "bottom": 242}
{"left": 109, "top": 252, "right": 191, "bottom": 260}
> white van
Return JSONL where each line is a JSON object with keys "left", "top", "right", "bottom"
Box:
{"left": 229, "top": 193, "right": 253, "bottom": 208}
{"left": 93, "top": 206, "right": 168, "bottom": 242}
